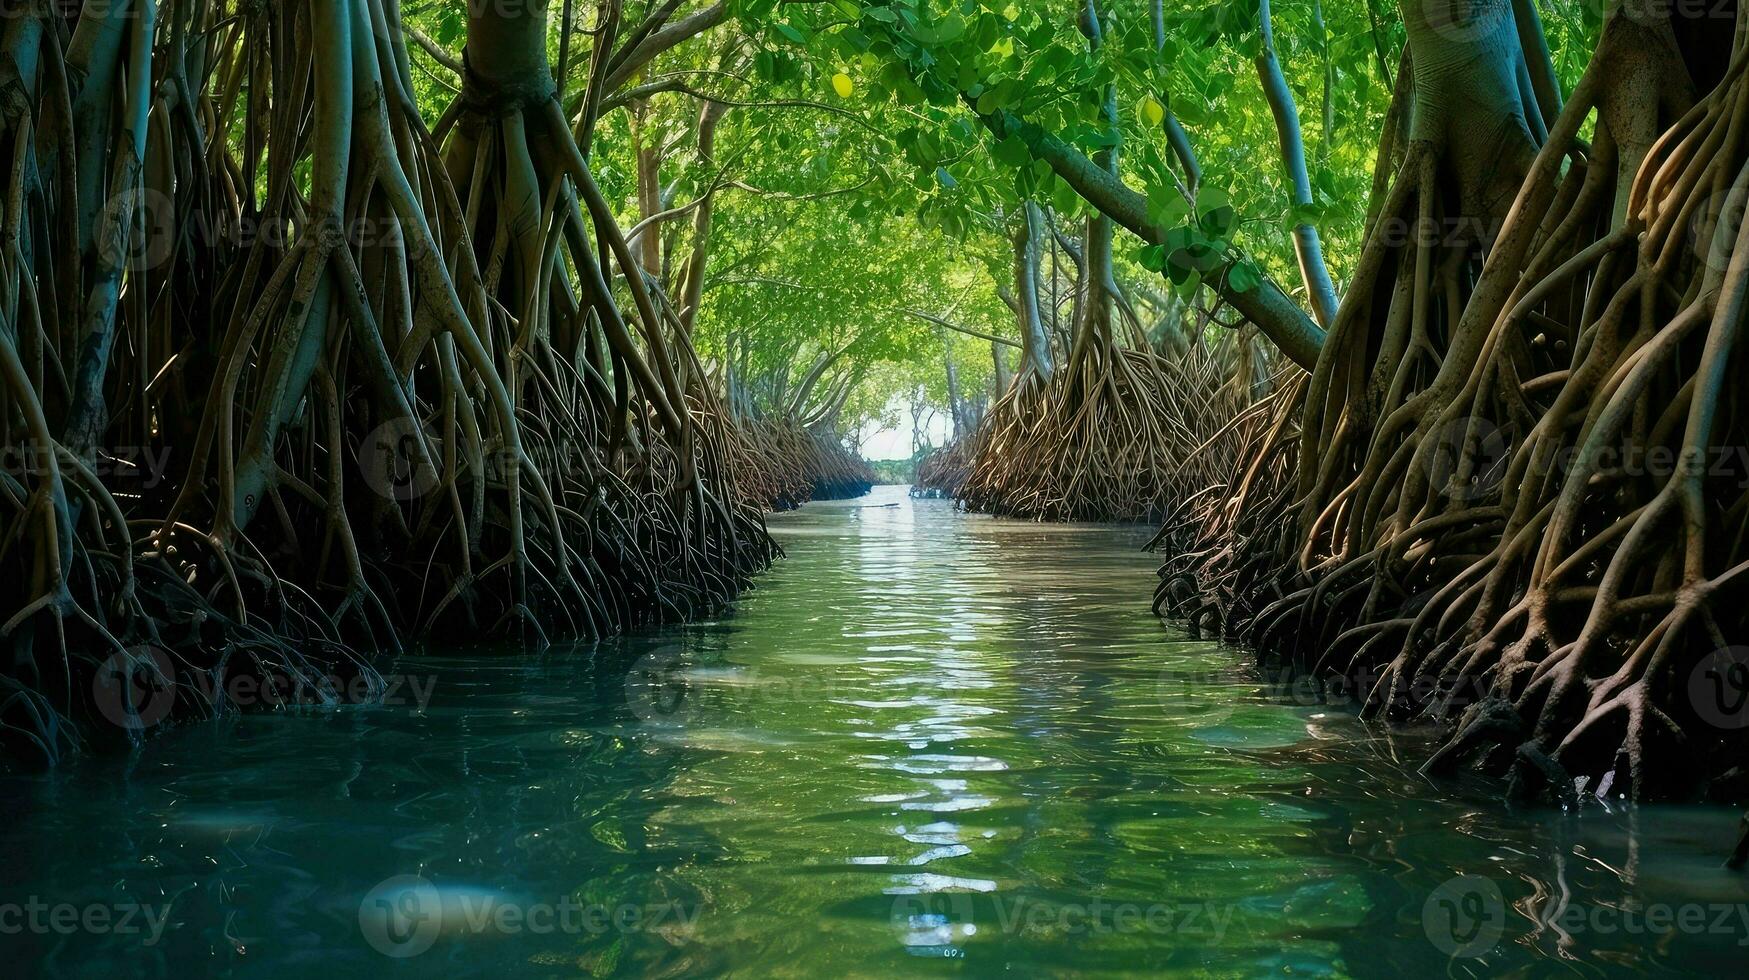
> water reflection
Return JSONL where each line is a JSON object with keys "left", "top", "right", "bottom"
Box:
{"left": 2, "top": 486, "right": 1746, "bottom": 976}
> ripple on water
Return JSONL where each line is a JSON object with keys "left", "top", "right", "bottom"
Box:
{"left": 3, "top": 487, "right": 1746, "bottom": 977}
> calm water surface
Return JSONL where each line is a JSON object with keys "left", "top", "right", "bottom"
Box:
{"left": 5, "top": 486, "right": 1748, "bottom": 977}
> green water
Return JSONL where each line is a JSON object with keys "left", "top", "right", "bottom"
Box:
{"left": 5, "top": 486, "right": 1748, "bottom": 977}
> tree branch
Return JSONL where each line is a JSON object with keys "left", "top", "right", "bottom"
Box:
{"left": 906, "top": 309, "right": 1021, "bottom": 349}
{"left": 602, "top": 1, "right": 728, "bottom": 95}
{"left": 1256, "top": 0, "right": 1339, "bottom": 327}
{"left": 404, "top": 24, "right": 462, "bottom": 75}
{"left": 975, "top": 106, "right": 1325, "bottom": 370}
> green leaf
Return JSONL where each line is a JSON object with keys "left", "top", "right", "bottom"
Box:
{"left": 1228, "top": 259, "right": 1262, "bottom": 293}
{"left": 1173, "top": 99, "right": 1209, "bottom": 126}
{"left": 1200, "top": 205, "right": 1236, "bottom": 240}
{"left": 1051, "top": 176, "right": 1080, "bottom": 216}
{"left": 1283, "top": 201, "right": 1323, "bottom": 232}
{"left": 1148, "top": 192, "right": 1189, "bottom": 230}
{"left": 1196, "top": 186, "right": 1235, "bottom": 240}
{"left": 914, "top": 13, "right": 965, "bottom": 43}
{"left": 1195, "top": 185, "right": 1230, "bottom": 217}
{"left": 975, "top": 13, "right": 1000, "bottom": 48}
{"left": 1166, "top": 258, "right": 1201, "bottom": 296}
{"left": 436, "top": 8, "right": 462, "bottom": 44}
{"left": 992, "top": 135, "right": 1030, "bottom": 168}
